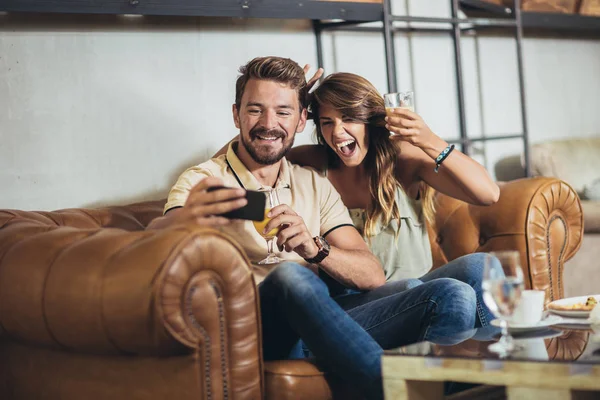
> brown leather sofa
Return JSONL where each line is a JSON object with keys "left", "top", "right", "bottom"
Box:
{"left": 0, "top": 177, "right": 585, "bottom": 400}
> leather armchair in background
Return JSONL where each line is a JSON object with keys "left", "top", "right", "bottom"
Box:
{"left": 0, "top": 176, "right": 584, "bottom": 399}
{"left": 428, "top": 176, "right": 585, "bottom": 362}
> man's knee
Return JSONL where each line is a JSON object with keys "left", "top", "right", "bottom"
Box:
{"left": 266, "top": 262, "right": 327, "bottom": 297}
{"left": 449, "top": 280, "right": 476, "bottom": 304}
{"left": 433, "top": 278, "right": 477, "bottom": 324}
{"left": 402, "top": 278, "right": 423, "bottom": 291}
{"left": 269, "top": 262, "right": 313, "bottom": 283}
{"left": 382, "top": 278, "right": 423, "bottom": 294}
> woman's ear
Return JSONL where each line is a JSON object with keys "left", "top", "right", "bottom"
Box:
{"left": 232, "top": 104, "right": 241, "bottom": 129}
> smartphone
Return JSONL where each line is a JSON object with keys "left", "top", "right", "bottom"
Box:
{"left": 206, "top": 186, "right": 266, "bottom": 221}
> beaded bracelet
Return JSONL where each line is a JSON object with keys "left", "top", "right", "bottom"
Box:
{"left": 434, "top": 144, "right": 455, "bottom": 173}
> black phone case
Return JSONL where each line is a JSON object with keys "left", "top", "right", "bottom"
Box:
{"left": 207, "top": 186, "right": 266, "bottom": 221}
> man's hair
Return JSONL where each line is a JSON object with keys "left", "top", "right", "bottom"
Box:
{"left": 235, "top": 56, "right": 308, "bottom": 110}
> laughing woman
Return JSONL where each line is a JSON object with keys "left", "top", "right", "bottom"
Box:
{"left": 288, "top": 72, "right": 501, "bottom": 327}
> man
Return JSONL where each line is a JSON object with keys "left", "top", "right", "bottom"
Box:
{"left": 149, "top": 56, "right": 476, "bottom": 399}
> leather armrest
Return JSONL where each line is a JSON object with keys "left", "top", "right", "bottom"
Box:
{"left": 0, "top": 222, "right": 263, "bottom": 397}
{"left": 430, "top": 177, "right": 588, "bottom": 362}
{"left": 430, "top": 177, "right": 584, "bottom": 303}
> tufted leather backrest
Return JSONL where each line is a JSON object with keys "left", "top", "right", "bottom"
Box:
{"left": 0, "top": 200, "right": 166, "bottom": 232}
{"left": 2, "top": 177, "right": 583, "bottom": 302}
{"left": 2, "top": 175, "right": 583, "bottom": 303}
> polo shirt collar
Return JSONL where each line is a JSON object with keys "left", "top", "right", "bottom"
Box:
{"left": 226, "top": 141, "right": 291, "bottom": 191}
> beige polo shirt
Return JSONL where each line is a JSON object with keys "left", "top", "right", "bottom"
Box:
{"left": 164, "top": 141, "right": 353, "bottom": 268}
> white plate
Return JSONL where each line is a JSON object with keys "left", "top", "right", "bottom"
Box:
{"left": 490, "top": 314, "right": 563, "bottom": 332}
{"left": 546, "top": 295, "right": 600, "bottom": 318}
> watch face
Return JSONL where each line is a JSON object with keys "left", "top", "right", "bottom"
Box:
{"left": 305, "top": 236, "right": 330, "bottom": 264}
{"left": 317, "top": 236, "right": 330, "bottom": 252}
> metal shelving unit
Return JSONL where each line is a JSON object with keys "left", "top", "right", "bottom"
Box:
{"left": 521, "top": 11, "right": 600, "bottom": 31}
{"left": 313, "top": 0, "right": 533, "bottom": 177}
{"left": 3, "top": 0, "right": 600, "bottom": 177}
{"left": 0, "top": 0, "right": 383, "bottom": 21}
{"left": 461, "top": 0, "right": 600, "bottom": 32}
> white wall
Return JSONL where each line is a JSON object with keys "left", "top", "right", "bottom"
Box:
{"left": 1, "top": 0, "right": 600, "bottom": 210}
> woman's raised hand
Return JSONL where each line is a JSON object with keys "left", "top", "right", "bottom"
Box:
{"left": 385, "top": 108, "right": 437, "bottom": 148}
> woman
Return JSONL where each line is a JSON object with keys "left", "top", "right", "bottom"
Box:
{"left": 288, "top": 72, "right": 501, "bottom": 327}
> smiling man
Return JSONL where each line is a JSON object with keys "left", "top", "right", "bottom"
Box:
{"left": 153, "top": 57, "right": 385, "bottom": 281}
{"left": 147, "top": 56, "right": 477, "bottom": 400}
{"left": 234, "top": 78, "right": 298, "bottom": 165}
{"left": 148, "top": 56, "right": 387, "bottom": 399}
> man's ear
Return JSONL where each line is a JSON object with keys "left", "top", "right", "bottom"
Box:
{"left": 296, "top": 107, "right": 308, "bottom": 133}
{"left": 232, "top": 104, "right": 241, "bottom": 129}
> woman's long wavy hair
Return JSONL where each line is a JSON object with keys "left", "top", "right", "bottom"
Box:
{"left": 310, "top": 73, "right": 436, "bottom": 237}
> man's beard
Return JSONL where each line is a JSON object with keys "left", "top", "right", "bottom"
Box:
{"left": 241, "top": 126, "right": 295, "bottom": 165}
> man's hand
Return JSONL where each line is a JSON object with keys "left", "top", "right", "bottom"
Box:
{"left": 166, "top": 177, "right": 247, "bottom": 228}
{"left": 263, "top": 204, "right": 319, "bottom": 260}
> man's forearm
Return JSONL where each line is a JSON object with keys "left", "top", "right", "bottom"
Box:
{"left": 146, "top": 215, "right": 175, "bottom": 230}
{"left": 316, "top": 248, "right": 385, "bottom": 291}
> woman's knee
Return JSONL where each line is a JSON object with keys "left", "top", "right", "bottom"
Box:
{"left": 481, "top": 253, "right": 506, "bottom": 279}
{"left": 453, "top": 253, "right": 487, "bottom": 279}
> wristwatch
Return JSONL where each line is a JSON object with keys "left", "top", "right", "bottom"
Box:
{"left": 304, "top": 236, "right": 331, "bottom": 264}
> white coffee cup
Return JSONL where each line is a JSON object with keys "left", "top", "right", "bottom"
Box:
{"left": 511, "top": 290, "right": 545, "bottom": 325}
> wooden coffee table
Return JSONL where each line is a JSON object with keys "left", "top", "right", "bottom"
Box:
{"left": 382, "top": 326, "right": 600, "bottom": 399}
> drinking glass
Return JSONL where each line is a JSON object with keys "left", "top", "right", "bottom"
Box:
{"left": 482, "top": 251, "right": 525, "bottom": 356}
{"left": 252, "top": 188, "right": 283, "bottom": 265}
{"left": 383, "top": 91, "right": 415, "bottom": 114}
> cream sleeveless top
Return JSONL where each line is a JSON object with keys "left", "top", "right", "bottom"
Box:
{"left": 348, "top": 184, "right": 433, "bottom": 281}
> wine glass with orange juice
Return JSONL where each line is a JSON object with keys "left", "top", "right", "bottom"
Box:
{"left": 253, "top": 188, "right": 283, "bottom": 264}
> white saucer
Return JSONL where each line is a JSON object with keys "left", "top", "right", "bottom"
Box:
{"left": 513, "top": 328, "right": 564, "bottom": 341}
{"left": 490, "top": 315, "right": 563, "bottom": 332}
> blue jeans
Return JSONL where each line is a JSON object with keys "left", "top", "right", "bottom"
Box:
{"left": 396, "top": 253, "right": 503, "bottom": 327}
{"left": 259, "top": 262, "right": 477, "bottom": 400}
{"left": 333, "top": 277, "right": 477, "bottom": 348}
{"left": 260, "top": 262, "right": 383, "bottom": 399}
